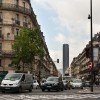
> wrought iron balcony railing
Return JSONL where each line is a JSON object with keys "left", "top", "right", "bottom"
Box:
{"left": 1, "top": 51, "right": 15, "bottom": 58}
{"left": 0, "top": 3, "right": 31, "bottom": 15}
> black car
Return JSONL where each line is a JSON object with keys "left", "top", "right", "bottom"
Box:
{"left": 41, "top": 76, "right": 64, "bottom": 92}
{"left": 63, "top": 80, "right": 70, "bottom": 90}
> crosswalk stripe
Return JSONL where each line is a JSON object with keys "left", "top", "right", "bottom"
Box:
{"left": 0, "top": 94, "right": 100, "bottom": 100}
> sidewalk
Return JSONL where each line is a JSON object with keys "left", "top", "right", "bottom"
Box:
{"left": 77, "top": 86, "right": 100, "bottom": 94}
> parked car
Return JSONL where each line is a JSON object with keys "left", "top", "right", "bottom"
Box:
{"left": 41, "top": 79, "right": 46, "bottom": 86}
{"left": 33, "top": 80, "right": 39, "bottom": 89}
{"left": 0, "top": 73, "right": 33, "bottom": 93}
{"left": 63, "top": 80, "right": 70, "bottom": 90}
{"left": 84, "top": 81, "right": 91, "bottom": 87}
{"left": 70, "top": 79, "right": 83, "bottom": 89}
{"left": 41, "top": 76, "right": 64, "bottom": 92}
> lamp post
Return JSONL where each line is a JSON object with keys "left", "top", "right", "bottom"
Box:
{"left": 88, "top": 0, "right": 94, "bottom": 92}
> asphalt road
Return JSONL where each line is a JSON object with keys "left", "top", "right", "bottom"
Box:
{"left": 0, "top": 87, "right": 100, "bottom": 100}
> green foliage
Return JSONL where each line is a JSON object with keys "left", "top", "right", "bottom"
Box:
{"left": 11, "top": 27, "right": 44, "bottom": 70}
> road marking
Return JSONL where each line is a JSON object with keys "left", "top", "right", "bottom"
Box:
{"left": 0, "top": 94, "right": 100, "bottom": 99}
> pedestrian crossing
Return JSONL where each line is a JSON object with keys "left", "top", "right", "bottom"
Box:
{"left": 0, "top": 94, "right": 100, "bottom": 100}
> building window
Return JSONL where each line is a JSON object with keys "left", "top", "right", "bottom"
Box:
{"left": 0, "top": 59, "right": 1, "bottom": 67}
{"left": 16, "top": 0, "right": 19, "bottom": 6}
{"left": 16, "top": 28, "right": 19, "bottom": 35}
{"left": 0, "top": 0, "right": 2, "bottom": 3}
{"left": 23, "top": 2, "right": 25, "bottom": 8}
{"left": 15, "top": 14, "right": 20, "bottom": 25}
{"left": 0, "top": 12, "right": 2, "bottom": 23}
{"left": 16, "top": 14, "right": 19, "bottom": 21}
{"left": 23, "top": 2, "right": 25, "bottom": 12}
{"left": 23, "top": 16, "right": 27, "bottom": 27}
{"left": 7, "top": 33, "right": 10, "bottom": 39}
{"left": 0, "top": 0, "right": 2, "bottom": 7}
{"left": 23, "top": 16, "right": 27, "bottom": 22}
{"left": 0, "top": 43, "right": 2, "bottom": 51}
{"left": 0, "top": 27, "right": 2, "bottom": 38}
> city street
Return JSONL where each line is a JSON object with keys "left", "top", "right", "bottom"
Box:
{"left": 0, "top": 87, "right": 100, "bottom": 100}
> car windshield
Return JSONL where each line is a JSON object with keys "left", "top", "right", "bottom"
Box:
{"left": 63, "top": 80, "right": 68, "bottom": 83}
{"left": 63, "top": 76, "right": 74, "bottom": 81}
{"left": 47, "top": 77, "right": 58, "bottom": 82}
{"left": 73, "top": 79, "right": 82, "bottom": 83}
{"left": 4, "top": 73, "right": 22, "bottom": 81}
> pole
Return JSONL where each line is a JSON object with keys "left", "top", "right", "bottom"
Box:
{"left": 90, "top": 0, "right": 94, "bottom": 92}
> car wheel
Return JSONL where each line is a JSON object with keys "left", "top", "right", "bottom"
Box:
{"left": 18, "top": 86, "right": 22, "bottom": 93}
{"left": 1, "top": 91, "right": 5, "bottom": 93}
{"left": 61, "top": 88, "right": 63, "bottom": 91}
{"left": 42, "top": 89, "right": 45, "bottom": 92}
{"left": 68, "top": 87, "right": 70, "bottom": 90}
{"left": 81, "top": 87, "right": 83, "bottom": 89}
{"left": 29, "top": 86, "right": 33, "bottom": 92}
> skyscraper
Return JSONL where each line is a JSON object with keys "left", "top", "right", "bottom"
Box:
{"left": 63, "top": 44, "right": 69, "bottom": 75}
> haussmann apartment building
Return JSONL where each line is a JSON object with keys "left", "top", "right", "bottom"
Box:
{"left": 0, "top": 0, "right": 58, "bottom": 78}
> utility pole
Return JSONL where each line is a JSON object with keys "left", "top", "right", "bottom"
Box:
{"left": 88, "top": 0, "right": 93, "bottom": 92}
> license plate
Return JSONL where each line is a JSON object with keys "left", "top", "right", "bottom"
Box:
{"left": 5, "top": 88, "right": 10, "bottom": 89}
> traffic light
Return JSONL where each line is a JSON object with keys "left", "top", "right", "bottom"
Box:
{"left": 85, "top": 47, "right": 91, "bottom": 58}
{"left": 57, "top": 59, "right": 59, "bottom": 63}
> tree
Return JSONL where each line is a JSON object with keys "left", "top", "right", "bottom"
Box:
{"left": 11, "top": 27, "right": 44, "bottom": 72}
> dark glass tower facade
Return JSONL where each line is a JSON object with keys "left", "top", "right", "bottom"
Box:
{"left": 63, "top": 44, "right": 69, "bottom": 75}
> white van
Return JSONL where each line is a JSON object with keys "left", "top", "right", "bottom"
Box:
{"left": 0, "top": 73, "right": 33, "bottom": 93}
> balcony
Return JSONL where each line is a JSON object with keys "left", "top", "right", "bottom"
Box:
{"left": 0, "top": 3, "right": 31, "bottom": 15}
{"left": 1, "top": 51, "right": 15, "bottom": 58}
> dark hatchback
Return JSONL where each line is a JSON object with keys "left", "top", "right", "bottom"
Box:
{"left": 41, "top": 76, "right": 64, "bottom": 92}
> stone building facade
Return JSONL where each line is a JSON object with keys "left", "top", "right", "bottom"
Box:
{"left": 70, "top": 32, "right": 100, "bottom": 81}
{"left": 0, "top": 0, "right": 58, "bottom": 78}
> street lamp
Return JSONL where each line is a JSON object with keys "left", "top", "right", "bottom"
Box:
{"left": 88, "top": 0, "right": 94, "bottom": 92}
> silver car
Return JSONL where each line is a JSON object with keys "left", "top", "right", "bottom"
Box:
{"left": 70, "top": 79, "right": 83, "bottom": 89}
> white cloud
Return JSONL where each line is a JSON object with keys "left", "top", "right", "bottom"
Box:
{"left": 55, "top": 33, "right": 66, "bottom": 44}
{"left": 31, "top": 0, "right": 100, "bottom": 69}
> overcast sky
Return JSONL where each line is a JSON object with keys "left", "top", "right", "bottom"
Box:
{"left": 30, "top": 0, "right": 100, "bottom": 70}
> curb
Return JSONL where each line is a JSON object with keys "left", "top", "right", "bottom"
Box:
{"left": 76, "top": 91, "right": 100, "bottom": 94}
